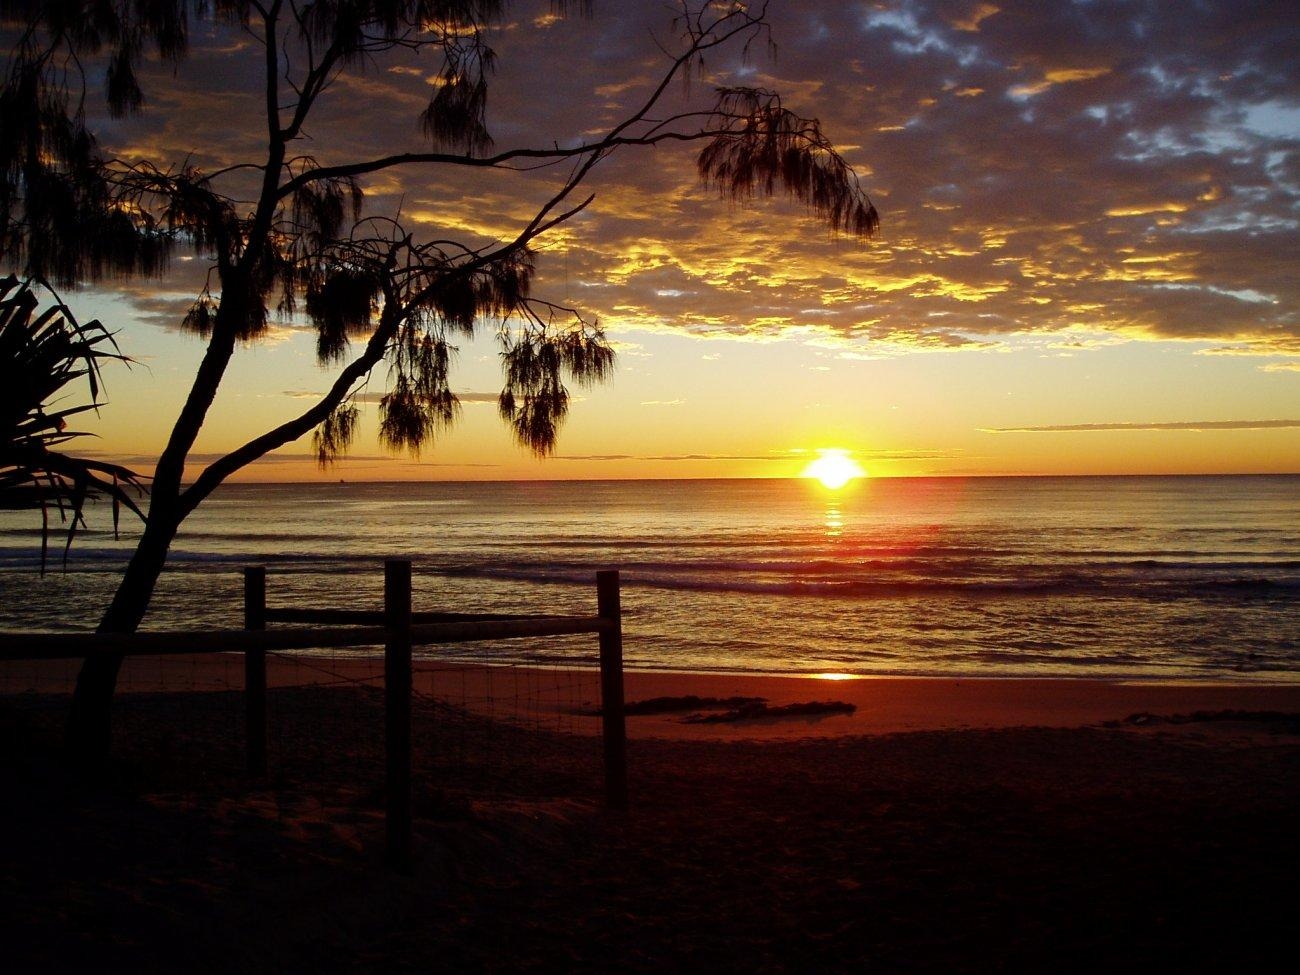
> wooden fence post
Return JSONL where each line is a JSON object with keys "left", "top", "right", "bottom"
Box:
{"left": 597, "top": 570, "right": 628, "bottom": 811}
{"left": 243, "top": 566, "right": 267, "bottom": 778}
{"left": 385, "top": 559, "right": 413, "bottom": 871}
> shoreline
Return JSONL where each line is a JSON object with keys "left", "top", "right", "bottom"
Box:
{"left": 6, "top": 653, "right": 1300, "bottom": 741}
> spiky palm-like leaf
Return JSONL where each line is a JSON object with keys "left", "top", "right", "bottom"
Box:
{"left": 0, "top": 274, "right": 146, "bottom": 569}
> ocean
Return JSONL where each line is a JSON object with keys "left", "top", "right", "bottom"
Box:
{"left": 2, "top": 475, "right": 1298, "bottom": 680}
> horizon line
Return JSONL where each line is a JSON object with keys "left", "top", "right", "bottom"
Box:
{"left": 196, "top": 470, "right": 1300, "bottom": 487}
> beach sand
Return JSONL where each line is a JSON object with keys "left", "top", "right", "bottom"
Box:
{"left": 11, "top": 652, "right": 1300, "bottom": 739}
{"left": 3, "top": 656, "right": 1298, "bottom": 971}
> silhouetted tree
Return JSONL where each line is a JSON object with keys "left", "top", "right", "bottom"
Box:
{"left": 0, "top": 275, "right": 144, "bottom": 570}
{"left": 0, "top": 0, "right": 878, "bottom": 761}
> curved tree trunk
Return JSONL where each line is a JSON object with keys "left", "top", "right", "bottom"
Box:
{"left": 59, "top": 268, "right": 381, "bottom": 767}
{"left": 64, "top": 293, "right": 244, "bottom": 766}
{"left": 66, "top": 498, "right": 183, "bottom": 766}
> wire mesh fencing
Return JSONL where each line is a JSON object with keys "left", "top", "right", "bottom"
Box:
{"left": 0, "top": 562, "right": 627, "bottom": 869}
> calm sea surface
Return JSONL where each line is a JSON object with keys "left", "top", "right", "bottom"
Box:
{"left": 2, "top": 476, "right": 1298, "bottom": 680}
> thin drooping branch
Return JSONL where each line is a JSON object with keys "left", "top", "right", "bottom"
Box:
{"left": 277, "top": 3, "right": 778, "bottom": 202}
{"left": 0, "top": 1, "right": 888, "bottom": 762}
{"left": 183, "top": 177, "right": 602, "bottom": 501}
{"left": 697, "top": 88, "right": 879, "bottom": 237}
{"left": 180, "top": 307, "right": 395, "bottom": 515}
{"left": 5, "top": 0, "right": 877, "bottom": 507}
{"left": 91, "top": 1, "right": 872, "bottom": 492}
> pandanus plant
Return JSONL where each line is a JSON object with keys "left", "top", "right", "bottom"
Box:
{"left": 0, "top": 274, "right": 144, "bottom": 569}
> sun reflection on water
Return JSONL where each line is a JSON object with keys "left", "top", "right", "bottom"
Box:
{"left": 824, "top": 500, "right": 844, "bottom": 539}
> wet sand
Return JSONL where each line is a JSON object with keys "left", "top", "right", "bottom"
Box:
{"left": 2, "top": 657, "right": 1298, "bottom": 971}
{"left": 9, "top": 652, "right": 1300, "bottom": 738}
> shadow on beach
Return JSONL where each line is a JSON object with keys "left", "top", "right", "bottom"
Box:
{"left": 3, "top": 683, "right": 1299, "bottom": 972}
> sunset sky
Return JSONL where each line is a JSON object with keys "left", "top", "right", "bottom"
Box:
{"left": 46, "top": 0, "right": 1300, "bottom": 481}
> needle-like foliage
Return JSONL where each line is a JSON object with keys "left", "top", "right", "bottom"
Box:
{"left": 0, "top": 1, "right": 880, "bottom": 757}
{"left": 699, "top": 88, "right": 880, "bottom": 238}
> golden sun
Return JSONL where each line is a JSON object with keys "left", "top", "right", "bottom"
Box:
{"left": 802, "top": 449, "right": 866, "bottom": 490}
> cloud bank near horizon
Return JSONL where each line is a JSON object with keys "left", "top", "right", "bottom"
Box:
{"left": 983, "top": 418, "right": 1300, "bottom": 433}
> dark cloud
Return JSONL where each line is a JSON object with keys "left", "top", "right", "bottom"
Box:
{"left": 553, "top": 448, "right": 962, "bottom": 461}
{"left": 66, "top": 1, "right": 1300, "bottom": 362}
{"left": 282, "top": 391, "right": 500, "bottom": 403}
{"left": 78, "top": 451, "right": 402, "bottom": 466}
{"left": 476, "top": 1, "right": 1298, "bottom": 361}
{"left": 983, "top": 419, "right": 1300, "bottom": 433}
{"left": 553, "top": 453, "right": 789, "bottom": 462}
{"left": 350, "top": 391, "right": 499, "bottom": 404}
{"left": 78, "top": 450, "right": 502, "bottom": 472}
{"left": 860, "top": 449, "right": 965, "bottom": 460}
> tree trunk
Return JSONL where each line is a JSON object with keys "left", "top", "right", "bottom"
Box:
{"left": 66, "top": 494, "right": 182, "bottom": 767}
{"left": 64, "top": 266, "right": 248, "bottom": 767}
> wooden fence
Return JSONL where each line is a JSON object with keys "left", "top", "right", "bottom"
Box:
{"left": 0, "top": 560, "right": 627, "bottom": 869}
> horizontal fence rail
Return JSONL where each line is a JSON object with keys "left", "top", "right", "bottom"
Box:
{"left": 0, "top": 615, "right": 614, "bottom": 660}
{"left": 0, "top": 560, "right": 628, "bottom": 870}
{"left": 263, "top": 608, "right": 580, "bottom": 625}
